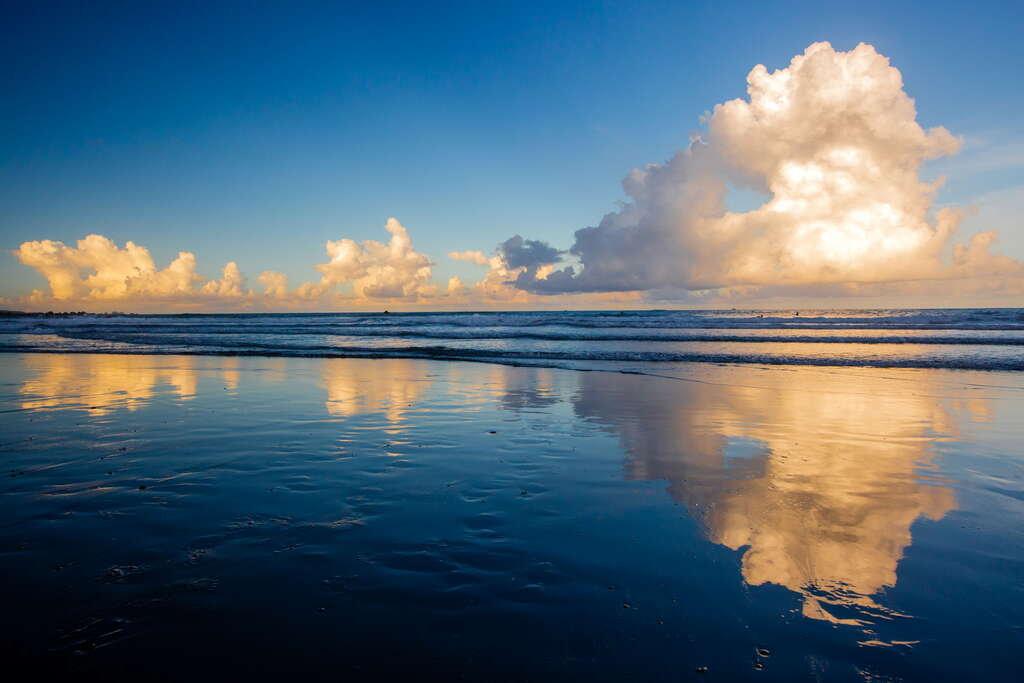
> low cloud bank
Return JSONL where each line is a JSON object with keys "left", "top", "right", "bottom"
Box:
{"left": 9, "top": 220, "right": 639, "bottom": 311}
{"left": 11, "top": 219, "right": 447, "bottom": 310}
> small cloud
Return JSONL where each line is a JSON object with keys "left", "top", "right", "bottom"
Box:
{"left": 315, "top": 218, "right": 434, "bottom": 299}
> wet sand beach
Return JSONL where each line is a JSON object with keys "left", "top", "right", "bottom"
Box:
{"left": 2, "top": 353, "right": 1023, "bottom": 681}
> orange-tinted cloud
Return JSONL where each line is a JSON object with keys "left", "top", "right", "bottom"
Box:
{"left": 15, "top": 234, "right": 203, "bottom": 301}
{"left": 314, "top": 218, "right": 435, "bottom": 298}
{"left": 10, "top": 219, "right": 641, "bottom": 311}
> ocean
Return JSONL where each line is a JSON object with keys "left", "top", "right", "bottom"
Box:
{"left": 3, "top": 308, "right": 1024, "bottom": 372}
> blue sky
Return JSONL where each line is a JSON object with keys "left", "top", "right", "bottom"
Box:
{"left": 2, "top": 0, "right": 1022, "bottom": 303}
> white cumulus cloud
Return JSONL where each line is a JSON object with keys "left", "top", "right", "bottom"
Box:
{"left": 512, "top": 42, "right": 1024, "bottom": 296}
{"left": 315, "top": 218, "right": 434, "bottom": 298}
{"left": 11, "top": 219, "right": 455, "bottom": 311}
{"left": 14, "top": 234, "right": 203, "bottom": 301}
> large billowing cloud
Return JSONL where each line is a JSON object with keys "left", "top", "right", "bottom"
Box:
{"left": 511, "top": 42, "right": 1023, "bottom": 296}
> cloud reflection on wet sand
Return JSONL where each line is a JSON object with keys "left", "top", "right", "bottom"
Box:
{"left": 571, "top": 368, "right": 977, "bottom": 629}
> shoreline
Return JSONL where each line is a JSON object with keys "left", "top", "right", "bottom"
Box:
{"left": 3, "top": 345, "right": 1024, "bottom": 375}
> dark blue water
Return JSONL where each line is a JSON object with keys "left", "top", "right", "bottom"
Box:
{"left": 3, "top": 308, "right": 1024, "bottom": 371}
{"left": 2, "top": 353, "right": 1023, "bottom": 681}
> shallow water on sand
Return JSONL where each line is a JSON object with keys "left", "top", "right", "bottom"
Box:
{"left": 1, "top": 353, "right": 1022, "bottom": 681}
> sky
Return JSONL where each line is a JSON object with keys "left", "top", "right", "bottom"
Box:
{"left": 2, "top": 0, "right": 1022, "bottom": 311}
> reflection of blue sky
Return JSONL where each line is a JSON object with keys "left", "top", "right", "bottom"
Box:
{"left": 721, "top": 436, "right": 767, "bottom": 476}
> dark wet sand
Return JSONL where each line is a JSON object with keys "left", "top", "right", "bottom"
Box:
{"left": 1, "top": 353, "right": 1022, "bottom": 681}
